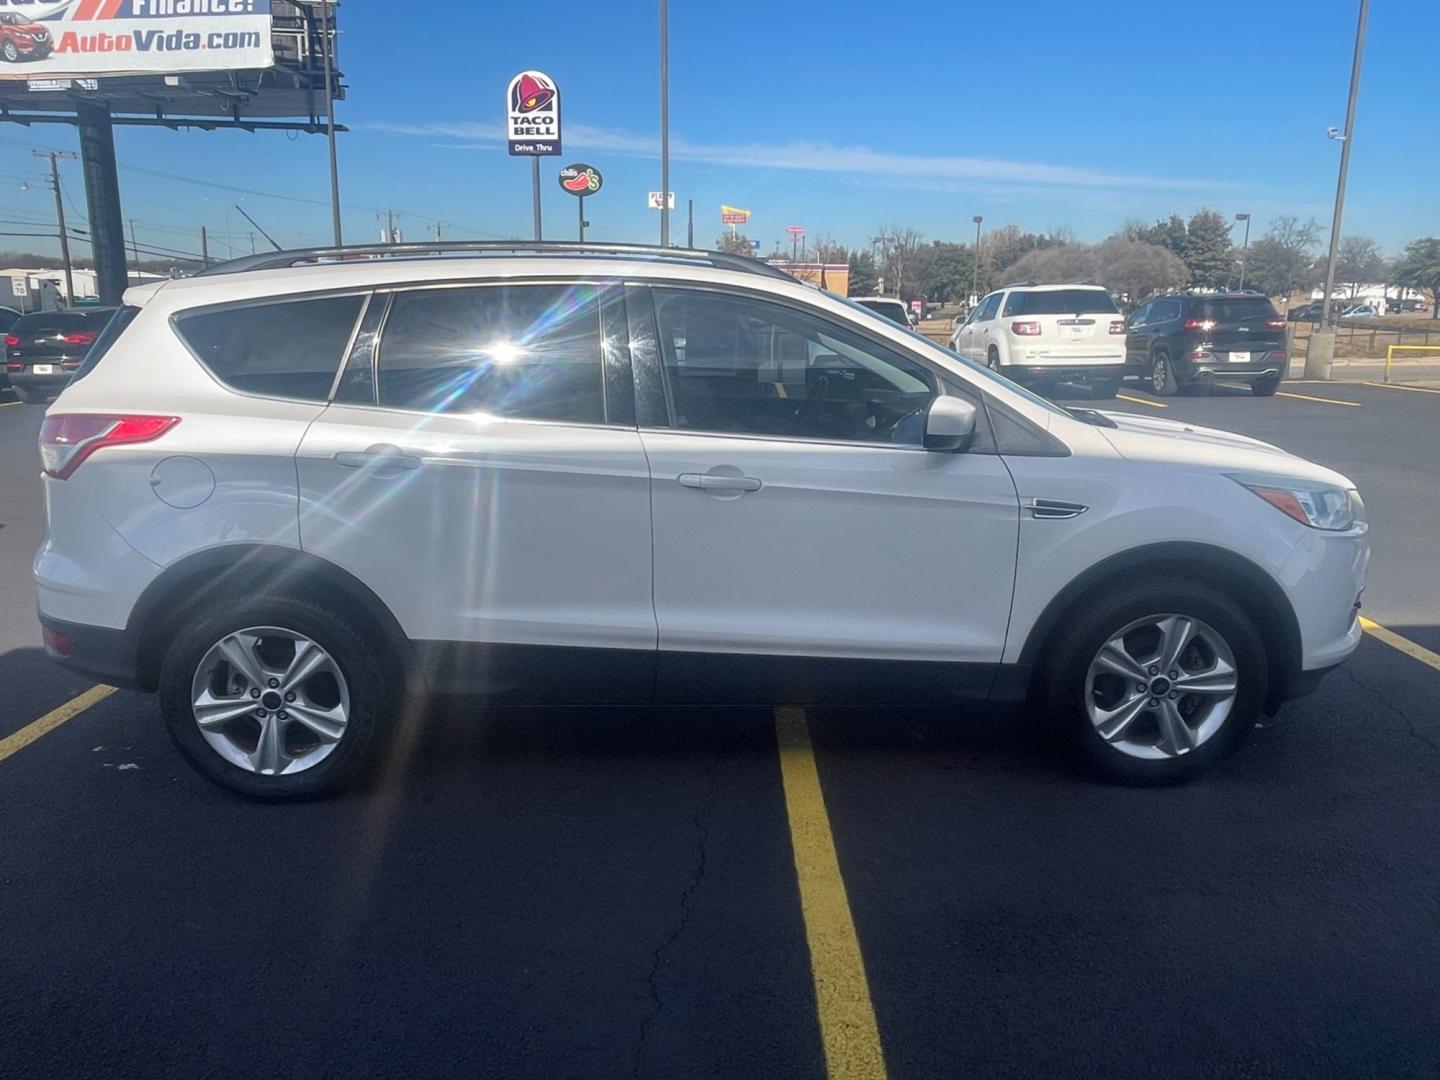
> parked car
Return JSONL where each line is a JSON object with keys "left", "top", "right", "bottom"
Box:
{"left": 0, "top": 305, "right": 18, "bottom": 392}
{"left": 851, "top": 296, "right": 912, "bottom": 328}
{"left": 4, "top": 308, "right": 117, "bottom": 404}
{"left": 35, "top": 244, "right": 1367, "bottom": 798}
{"left": 1126, "top": 293, "right": 1288, "bottom": 396}
{"left": 0, "top": 11, "right": 53, "bottom": 62}
{"left": 1287, "top": 301, "right": 1325, "bottom": 322}
{"left": 950, "top": 283, "right": 1130, "bottom": 397}
{"left": 1338, "top": 304, "right": 1379, "bottom": 319}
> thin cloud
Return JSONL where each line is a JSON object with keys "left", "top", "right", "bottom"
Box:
{"left": 368, "top": 121, "right": 1233, "bottom": 192}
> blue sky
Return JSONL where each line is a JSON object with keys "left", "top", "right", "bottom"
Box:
{"left": 2, "top": 0, "right": 1437, "bottom": 262}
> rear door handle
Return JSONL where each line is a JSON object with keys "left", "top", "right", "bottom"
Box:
{"left": 334, "top": 444, "right": 422, "bottom": 472}
{"left": 677, "top": 472, "right": 762, "bottom": 493}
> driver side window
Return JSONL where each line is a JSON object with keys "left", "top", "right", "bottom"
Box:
{"left": 652, "top": 288, "right": 938, "bottom": 445}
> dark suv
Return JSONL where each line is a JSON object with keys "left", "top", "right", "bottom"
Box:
{"left": 4, "top": 308, "right": 116, "bottom": 404}
{"left": 1125, "top": 293, "right": 1287, "bottom": 396}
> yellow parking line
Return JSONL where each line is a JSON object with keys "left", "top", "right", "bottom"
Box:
{"left": 775, "top": 708, "right": 888, "bottom": 1080}
{"left": 1275, "top": 390, "right": 1362, "bottom": 407}
{"left": 0, "top": 401, "right": 21, "bottom": 408}
{"left": 1360, "top": 617, "right": 1440, "bottom": 674}
{"left": 1115, "top": 393, "right": 1167, "bottom": 409}
{"left": 0, "top": 684, "right": 116, "bottom": 766}
{"left": 1363, "top": 381, "right": 1440, "bottom": 396}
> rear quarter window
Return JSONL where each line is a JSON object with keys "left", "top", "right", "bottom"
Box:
{"left": 175, "top": 294, "right": 366, "bottom": 402}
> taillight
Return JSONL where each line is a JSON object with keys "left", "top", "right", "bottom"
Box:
{"left": 3, "top": 334, "right": 18, "bottom": 348}
{"left": 1011, "top": 321, "right": 1042, "bottom": 336}
{"left": 1266, "top": 318, "right": 1286, "bottom": 329}
{"left": 5, "top": 363, "right": 19, "bottom": 373}
{"left": 1109, "top": 320, "right": 1126, "bottom": 335}
{"left": 39, "top": 414, "right": 179, "bottom": 480}
{"left": 61, "top": 361, "right": 80, "bottom": 370}
{"left": 61, "top": 331, "right": 98, "bottom": 346}
{"left": 1184, "top": 319, "right": 1216, "bottom": 332}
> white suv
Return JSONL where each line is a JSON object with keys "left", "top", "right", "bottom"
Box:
{"left": 34, "top": 244, "right": 1368, "bottom": 798}
{"left": 951, "top": 283, "right": 1133, "bottom": 396}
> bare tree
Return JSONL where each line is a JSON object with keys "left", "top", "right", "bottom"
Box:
{"left": 715, "top": 231, "right": 755, "bottom": 256}
{"left": 809, "top": 233, "right": 849, "bottom": 264}
{"left": 1003, "top": 244, "right": 1099, "bottom": 285}
{"left": 1094, "top": 237, "right": 1190, "bottom": 303}
{"left": 1334, "top": 235, "right": 1385, "bottom": 297}
{"left": 876, "top": 226, "right": 925, "bottom": 298}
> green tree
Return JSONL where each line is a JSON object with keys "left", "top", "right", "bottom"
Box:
{"left": 847, "top": 250, "right": 879, "bottom": 296}
{"left": 1243, "top": 217, "right": 1322, "bottom": 299}
{"left": 1333, "top": 235, "right": 1386, "bottom": 297}
{"left": 913, "top": 242, "right": 974, "bottom": 302}
{"left": 1394, "top": 237, "right": 1440, "bottom": 316}
{"left": 1178, "top": 209, "right": 1235, "bottom": 288}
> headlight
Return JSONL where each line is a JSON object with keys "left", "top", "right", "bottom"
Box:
{"left": 1231, "top": 472, "right": 1363, "bottom": 531}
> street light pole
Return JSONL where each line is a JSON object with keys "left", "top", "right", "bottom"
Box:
{"left": 658, "top": 0, "right": 670, "bottom": 248}
{"left": 319, "top": 0, "right": 342, "bottom": 246}
{"left": 1235, "top": 213, "right": 1251, "bottom": 290}
{"left": 971, "top": 215, "right": 983, "bottom": 304}
{"left": 1320, "top": 0, "right": 1369, "bottom": 332}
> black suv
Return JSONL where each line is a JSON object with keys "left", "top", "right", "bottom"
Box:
{"left": 1125, "top": 293, "right": 1287, "bottom": 396}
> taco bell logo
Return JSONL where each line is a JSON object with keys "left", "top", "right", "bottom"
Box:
{"left": 506, "top": 70, "right": 561, "bottom": 156}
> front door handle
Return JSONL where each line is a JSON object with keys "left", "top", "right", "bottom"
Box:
{"left": 677, "top": 472, "right": 762, "bottom": 493}
{"left": 334, "top": 444, "right": 422, "bottom": 472}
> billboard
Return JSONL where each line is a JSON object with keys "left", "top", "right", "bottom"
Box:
{"left": 721, "top": 204, "right": 749, "bottom": 225}
{"left": 506, "top": 69, "right": 560, "bottom": 156}
{"left": 0, "top": 0, "right": 273, "bottom": 80}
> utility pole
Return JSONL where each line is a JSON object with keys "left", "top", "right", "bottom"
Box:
{"left": 319, "top": 0, "right": 342, "bottom": 246}
{"left": 249, "top": 232, "right": 256, "bottom": 255}
{"left": 1235, "top": 213, "right": 1251, "bottom": 290}
{"left": 32, "top": 150, "right": 77, "bottom": 306}
{"left": 972, "top": 215, "right": 984, "bottom": 305}
{"left": 378, "top": 209, "right": 400, "bottom": 244}
{"left": 200, "top": 226, "right": 210, "bottom": 266}
{"left": 687, "top": 198, "right": 693, "bottom": 248}
{"left": 432, "top": 222, "right": 446, "bottom": 242}
{"left": 658, "top": 0, "right": 670, "bottom": 247}
{"left": 128, "top": 218, "right": 139, "bottom": 285}
{"left": 1310, "top": 0, "right": 1369, "bottom": 380}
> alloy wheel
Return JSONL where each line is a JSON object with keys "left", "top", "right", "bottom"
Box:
{"left": 1084, "top": 614, "right": 1238, "bottom": 760}
{"left": 1151, "top": 356, "right": 1170, "bottom": 392}
{"left": 189, "top": 626, "right": 351, "bottom": 776}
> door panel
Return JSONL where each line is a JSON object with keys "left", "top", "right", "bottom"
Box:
{"left": 642, "top": 430, "right": 1020, "bottom": 666}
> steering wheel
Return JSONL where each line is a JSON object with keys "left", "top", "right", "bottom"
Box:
{"left": 795, "top": 375, "right": 830, "bottom": 429}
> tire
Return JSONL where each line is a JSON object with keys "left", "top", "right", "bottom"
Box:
{"left": 1149, "top": 351, "right": 1179, "bottom": 396}
{"left": 1090, "top": 377, "right": 1121, "bottom": 399}
{"left": 1251, "top": 375, "right": 1281, "bottom": 397}
{"left": 986, "top": 346, "right": 1001, "bottom": 372}
{"left": 158, "top": 594, "right": 394, "bottom": 800}
{"left": 14, "top": 386, "right": 42, "bottom": 405}
{"left": 1042, "top": 578, "right": 1267, "bottom": 785}
{"left": 2, "top": 42, "right": 19, "bottom": 62}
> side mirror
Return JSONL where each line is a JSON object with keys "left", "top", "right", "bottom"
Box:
{"left": 923, "top": 396, "right": 977, "bottom": 453}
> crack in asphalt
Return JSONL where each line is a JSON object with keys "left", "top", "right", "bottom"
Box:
{"left": 631, "top": 749, "right": 722, "bottom": 1080}
{"left": 1339, "top": 664, "right": 1440, "bottom": 753}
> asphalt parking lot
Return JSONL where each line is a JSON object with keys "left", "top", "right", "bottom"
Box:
{"left": 2, "top": 379, "right": 1438, "bottom": 1080}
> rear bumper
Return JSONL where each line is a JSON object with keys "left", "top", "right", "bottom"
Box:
{"left": 1006, "top": 362, "right": 1144, "bottom": 383}
{"left": 1175, "top": 349, "right": 1286, "bottom": 381}
{"left": 10, "top": 370, "right": 74, "bottom": 394}
{"left": 38, "top": 614, "right": 143, "bottom": 691}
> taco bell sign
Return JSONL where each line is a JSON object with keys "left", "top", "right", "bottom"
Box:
{"left": 506, "top": 70, "right": 561, "bottom": 156}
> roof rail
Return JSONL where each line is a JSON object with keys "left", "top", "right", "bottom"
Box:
{"left": 192, "top": 240, "right": 795, "bottom": 281}
{"left": 1001, "top": 280, "right": 1035, "bottom": 289}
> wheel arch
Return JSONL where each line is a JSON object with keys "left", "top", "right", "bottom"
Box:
{"left": 1016, "top": 541, "right": 1302, "bottom": 711}
{"left": 127, "top": 544, "right": 407, "bottom": 692}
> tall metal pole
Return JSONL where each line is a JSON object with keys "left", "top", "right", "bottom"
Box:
{"left": 200, "top": 226, "right": 210, "bottom": 267}
{"left": 319, "top": 0, "right": 342, "bottom": 246}
{"left": 687, "top": 198, "right": 693, "bottom": 248}
{"left": 128, "top": 218, "right": 139, "bottom": 284}
{"left": 34, "top": 150, "right": 76, "bottom": 306}
{"left": 578, "top": 194, "right": 585, "bottom": 242}
{"left": 971, "top": 215, "right": 983, "bottom": 304}
{"left": 1320, "top": 0, "right": 1369, "bottom": 330}
{"left": 659, "top": 0, "right": 670, "bottom": 247}
{"left": 1235, "top": 213, "right": 1251, "bottom": 290}
{"left": 531, "top": 158, "right": 543, "bottom": 240}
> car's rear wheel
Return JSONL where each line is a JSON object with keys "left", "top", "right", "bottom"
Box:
{"left": 1251, "top": 374, "right": 1281, "bottom": 397}
{"left": 1044, "top": 579, "right": 1266, "bottom": 784}
{"left": 1150, "top": 351, "right": 1178, "bottom": 396}
{"left": 13, "top": 386, "right": 42, "bottom": 405}
{"left": 159, "top": 595, "right": 392, "bottom": 800}
{"left": 986, "top": 346, "right": 1001, "bottom": 372}
{"left": 1090, "top": 377, "right": 1121, "bottom": 399}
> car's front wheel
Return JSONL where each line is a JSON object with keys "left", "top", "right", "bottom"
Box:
{"left": 1045, "top": 579, "right": 1266, "bottom": 784}
{"left": 2, "top": 42, "right": 19, "bottom": 62}
{"left": 159, "top": 596, "right": 393, "bottom": 799}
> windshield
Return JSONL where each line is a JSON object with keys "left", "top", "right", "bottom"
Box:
{"left": 13, "top": 312, "right": 99, "bottom": 333}
{"left": 1200, "top": 298, "right": 1279, "bottom": 322}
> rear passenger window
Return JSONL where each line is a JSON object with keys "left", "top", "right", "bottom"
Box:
{"left": 376, "top": 284, "right": 605, "bottom": 423}
{"left": 177, "top": 295, "right": 364, "bottom": 401}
